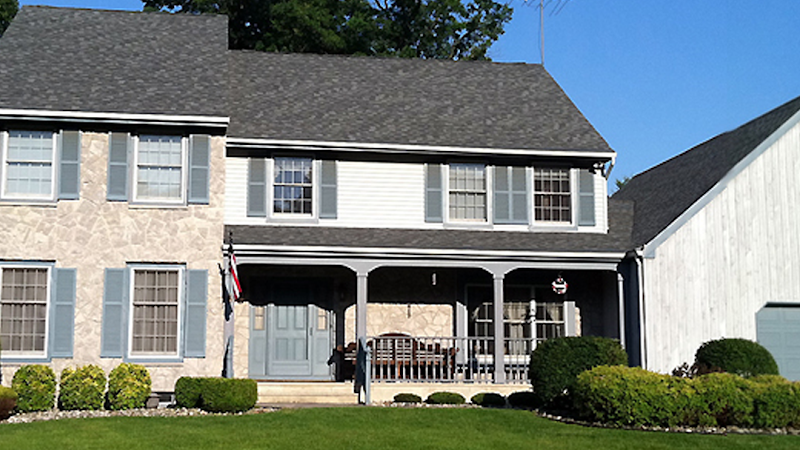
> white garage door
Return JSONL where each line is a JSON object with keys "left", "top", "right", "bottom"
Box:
{"left": 757, "top": 306, "right": 800, "bottom": 381}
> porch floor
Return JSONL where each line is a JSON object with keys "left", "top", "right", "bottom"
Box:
{"left": 256, "top": 381, "right": 531, "bottom": 405}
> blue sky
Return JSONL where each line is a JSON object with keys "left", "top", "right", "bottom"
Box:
{"left": 18, "top": 1, "right": 800, "bottom": 188}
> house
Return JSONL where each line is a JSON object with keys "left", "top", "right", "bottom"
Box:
{"left": 0, "top": 6, "right": 632, "bottom": 400}
{"left": 615, "top": 96, "right": 800, "bottom": 381}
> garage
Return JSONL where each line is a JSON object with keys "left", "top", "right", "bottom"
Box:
{"left": 756, "top": 305, "right": 800, "bottom": 381}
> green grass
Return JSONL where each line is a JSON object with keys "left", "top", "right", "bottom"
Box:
{"left": 1, "top": 408, "right": 797, "bottom": 450}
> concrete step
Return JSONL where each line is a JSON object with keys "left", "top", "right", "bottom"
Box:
{"left": 257, "top": 382, "right": 360, "bottom": 404}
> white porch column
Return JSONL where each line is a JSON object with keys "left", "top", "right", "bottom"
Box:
{"left": 493, "top": 273, "right": 506, "bottom": 384}
{"left": 617, "top": 272, "right": 626, "bottom": 349}
{"left": 356, "top": 271, "right": 369, "bottom": 341}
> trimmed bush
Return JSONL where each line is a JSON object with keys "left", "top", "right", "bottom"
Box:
{"left": 59, "top": 365, "right": 106, "bottom": 411}
{"left": 694, "top": 338, "right": 779, "bottom": 378}
{"left": 690, "top": 372, "right": 754, "bottom": 427}
{"left": 507, "top": 391, "right": 539, "bottom": 409}
{"left": 425, "top": 391, "right": 465, "bottom": 405}
{"left": 529, "top": 336, "right": 627, "bottom": 408}
{"left": 174, "top": 377, "right": 257, "bottom": 412}
{"left": 573, "top": 365, "right": 694, "bottom": 427}
{"left": 107, "top": 363, "right": 151, "bottom": 410}
{"left": 393, "top": 393, "right": 422, "bottom": 403}
{"left": 0, "top": 386, "right": 17, "bottom": 420}
{"left": 749, "top": 375, "right": 800, "bottom": 429}
{"left": 11, "top": 365, "right": 56, "bottom": 412}
{"left": 470, "top": 392, "right": 506, "bottom": 408}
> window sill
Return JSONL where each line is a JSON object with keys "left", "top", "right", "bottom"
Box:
{"left": 267, "top": 216, "right": 319, "bottom": 225}
{"left": 443, "top": 221, "right": 493, "bottom": 231}
{"left": 124, "top": 356, "right": 184, "bottom": 364}
{"left": 0, "top": 199, "right": 58, "bottom": 207}
{"left": 128, "top": 202, "right": 189, "bottom": 210}
{"left": 0, "top": 355, "right": 51, "bottom": 364}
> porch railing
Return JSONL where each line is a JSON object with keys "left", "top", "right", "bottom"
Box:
{"left": 363, "top": 335, "right": 534, "bottom": 383}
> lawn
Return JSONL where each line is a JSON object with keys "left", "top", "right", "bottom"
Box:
{"left": 1, "top": 407, "right": 797, "bottom": 450}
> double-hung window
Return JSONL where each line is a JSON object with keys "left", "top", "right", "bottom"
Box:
{"left": 1, "top": 131, "right": 57, "bottom": 201}
{"left": 130, "top": 267, "right": 182, "bottom": 357}
{"left": 0, "top": 266, "right": 50, "bottom": 356}
{"left": 533, "top": 167, "right": 571, "bottom": 223}
{"left": 448, "top": 163, "right": 487, "bottom": 221}
{"left": 133, "top": 135, "right": 186, "bottom": 203}
{"left": 273, "top": 157, "right": 313, "bottom": 215}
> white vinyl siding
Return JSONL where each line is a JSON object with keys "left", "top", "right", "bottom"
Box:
{"left": 1, "top": 131, "right": 57, "bottom": 200}
{"left": 133, "top": 135, "right": 186, "bottom": 203}
{"left": 641, "top": 120, "right": 800, "bottom": 375}
{"left": 0, "top": 266, "right": 50, "bottom": 357}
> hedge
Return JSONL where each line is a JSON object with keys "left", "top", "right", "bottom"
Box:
{"left": 529, "top": 336, "right": 628, "bottom": 408}
{"left": 393, "top": 393, "right": 422, "bottom": 403}
{"left": 0, "top": 386, "right": 17, "bottom": 420}
{"left": 470, "top": 392, "right": 506, "bottom": 408}
{"left": 107, "top": 363, "right": 151, "bottom": 410}
{"left": 507, "top": 391, "right": 539, "bottom": 409}
{"left": 425, "top": 392, "right": 465, "bottom": 405}
{"left": 175, "top": 377, "right": 257, "bottom": 413}
{"left": 574, "top": 365, "right": 800, "bottom": 429}
{"left": 59, "top": 365, "right": 106, "bottom": 411}
{"left": 694, "top": 338, "right": 779, "bottom": 377}
{"left": 11, "top": 365, "right": 56, "bottom": 412}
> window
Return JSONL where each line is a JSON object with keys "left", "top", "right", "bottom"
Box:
{"left": 0, "top": 267, "right": 49, "bottom": 356}
{"left": 449, "top": 163, "right": 486, "bottom": 221}
{"left": 273, "top": 157, "right": 313, "bottom": 215}
{"left": 130, "top": 267, "right": 182, "bottom": 357}
{"left": 1, "top": 131, "right": 56, "bottom": 200}
{"left": 534, "top": 302, "right": 565, "bottom": 344}
{"left": 468, "top": 286, "right": 532, "bottom": 356}
{"left": 133, "top": 135, "right": 185, "bottom": 202}
{"left": 534, "top": 167, "right": 571, "bottom": 222}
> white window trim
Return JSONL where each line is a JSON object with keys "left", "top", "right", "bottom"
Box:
{"left": 443, "top": 162, "right": 492, "bottom": 227}
{"left": 267, "top": 156, "right": 319, "bottom": 222}
{"left": 530, "top": 166, "right": 578, "bottom": 230}
{"left": 0, "top": 130, "right": 58, "bottom": 202}
{"left": 126, "top": 264, "right": 184, "bottom": 360}
{"left": 0, "top": 263, "right": 51, "bottom": 359}
{"left": 131, "top": 135, "right": 188, "bottom": 206}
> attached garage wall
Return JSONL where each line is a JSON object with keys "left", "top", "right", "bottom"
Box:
{"left": 757, "top": 306, "right": 800, "bottom": 381}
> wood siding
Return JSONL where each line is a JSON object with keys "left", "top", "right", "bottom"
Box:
{"left": 643, "top": 121, "right": 800, "bottom": 373}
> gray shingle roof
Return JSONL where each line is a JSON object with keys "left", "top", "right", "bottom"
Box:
{"left": 0, "top": 6, "right": 228, "bottom": 117}
{"left": 614, "top": 95, "right": 800, "bottom": 247}
{"left": 228, "top": 51, "right": 613, "bottom": 152}
{"left": 226, "top": 198, "right": 633, "bottom": 254}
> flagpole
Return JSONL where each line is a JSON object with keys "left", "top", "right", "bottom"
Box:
{"left": 222, "top": 231, "right": 236, "bottom": 378}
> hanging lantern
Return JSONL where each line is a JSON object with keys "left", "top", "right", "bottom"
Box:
{"left": 552, "top": 275, "right": 568, "bottom": 295}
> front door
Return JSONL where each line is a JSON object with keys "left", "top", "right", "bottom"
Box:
{"left": 249, "top": 282, "right": 333, "bottom": 379}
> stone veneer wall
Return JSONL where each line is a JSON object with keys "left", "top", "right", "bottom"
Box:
{"left": 0, "top": 132, "right": 226, "bottom": 391}
{"left": 344, "top": 304, "right": 453, "bottom": 344}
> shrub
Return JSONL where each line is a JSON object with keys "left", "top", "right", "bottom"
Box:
{"left": 107, "top": 363, "right": 151, "bottom": 410}
{"left": 11, "top": 365, "right": 56, "bottom": 412}
{"left": 688, "top": 373, "right": 754, "bottom": 427}
{"left": 529, "top": 336, "right": 627, "bottom": 408}
{"left": 694, "top": 338, "right": 779, "bottom": 378}
{"left": 393, "top": 393, "right": 422, "bottom": 403}
{"left": 507, "top": 391, "right": 539, "bottom": 409}
{"left": 470, "top": 392, "right": 505, "bottom": 408}
{"left": 425, "top": 391, "right": 465, "bottom": 405}
{"left": 0, "top": 386, "right": 17, "bottom": 420}
{"left": 174, "top": 377, "right": 257, "bottom": 413}
{"left": 59, "top": 365, "right": 106, "bottom": 411}
{"left": 748, "top": 375, "right": 800, "bottom": 428}
{"left": 573, "top": 365, "right": 694, "bottom": 427}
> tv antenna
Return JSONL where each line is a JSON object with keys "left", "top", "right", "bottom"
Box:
{"left": 529, "top": 0, "right": 571, "bottom": 66}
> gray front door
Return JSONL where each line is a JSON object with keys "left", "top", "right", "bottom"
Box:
{"left": 757, "top": 306, "right": 800, "bottom": 381}
{"left": 249, "top": 282, "right": 332, "bottom": 380}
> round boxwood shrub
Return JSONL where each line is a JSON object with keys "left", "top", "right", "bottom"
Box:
{"left": 694, "top": 338, "right": 779, "bottom": 378}
{"left": 425, "top": 391, "right": 465, "bottom": 405}
{"left": 393, "top": 393, "right": 422, "bottom": 403}
{"left": 107, "top": 363, "right": 151, "bottom": 410}
{"left": 529, "top": 336, "right": 628, "bottom": 408}
{"left": 59, "top": 365, "right": 106, "bottom": 411}
{"left": 470, "top": 392, "right": 506, "bottom": 408}
{"left": 507, "top": 391, "right": 539, "bottom": 409}
{"left": 0, "top": 386, "right": 18, "bottom": 420}
{"left": 200, "top": 378, "right": 257, "bottom": 413}
{"left": 11, "top": 365, "right": 56, "bottom": 412}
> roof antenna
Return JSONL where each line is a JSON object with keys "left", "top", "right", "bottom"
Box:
{"left": 531, "top": 0, "right": 571, "bottom": 67}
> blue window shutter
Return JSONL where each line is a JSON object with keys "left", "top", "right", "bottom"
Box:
{"left": 425, "top": 164, "right": 443, "bottom": 223}
{"left": 247, "top": 158, "right": 267, "bottom": 217}
{"left": 107, "top": 133, "right": 130, "bottom": 201}
{"left": 58, "top": 131, "right": 81, "bottom": 200}
{"left": 319, "top": 160, "right": 337, "bottom": 219}
{"left": 510, "top": 166, "right": 529, "bottom": 224}
{"left": 578, "top": 169, "right": 596, "bottom": 226}
{"left": 184, "top": 269, "right": 207, "bottom": 358}
{"left": 188, "top": 135, "right": 210, "bottom": 204}
{"left": 101, "top": 268, "right": 128, "bottom": 358}
{"left": 494, "top": 166, "right": 510, "bottom": 223}
{"left": 49, "top": 268, "right": 76, "bottom": 358}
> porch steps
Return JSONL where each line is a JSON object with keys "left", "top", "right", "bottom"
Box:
{"left": 257, "top": 382, "right": 360, "bottom": 405}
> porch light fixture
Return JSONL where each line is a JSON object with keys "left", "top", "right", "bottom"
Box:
{"left": 432, "top": 272, "right": 437, "bottom": 286}
{"left": 552, "top": 274, "right": 568, "bottom": 295}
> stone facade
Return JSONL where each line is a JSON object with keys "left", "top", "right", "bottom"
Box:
{"left": 0, "top": 132, "right": 226, "bottom": 391}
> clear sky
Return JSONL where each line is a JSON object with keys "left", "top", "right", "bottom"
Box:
{"left": 17, "top": 1, "right": 800, "bottom": 189}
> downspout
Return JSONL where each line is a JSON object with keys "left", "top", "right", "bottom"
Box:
{"left": 634, "top": 248, "right": 647, "bottom": 370}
